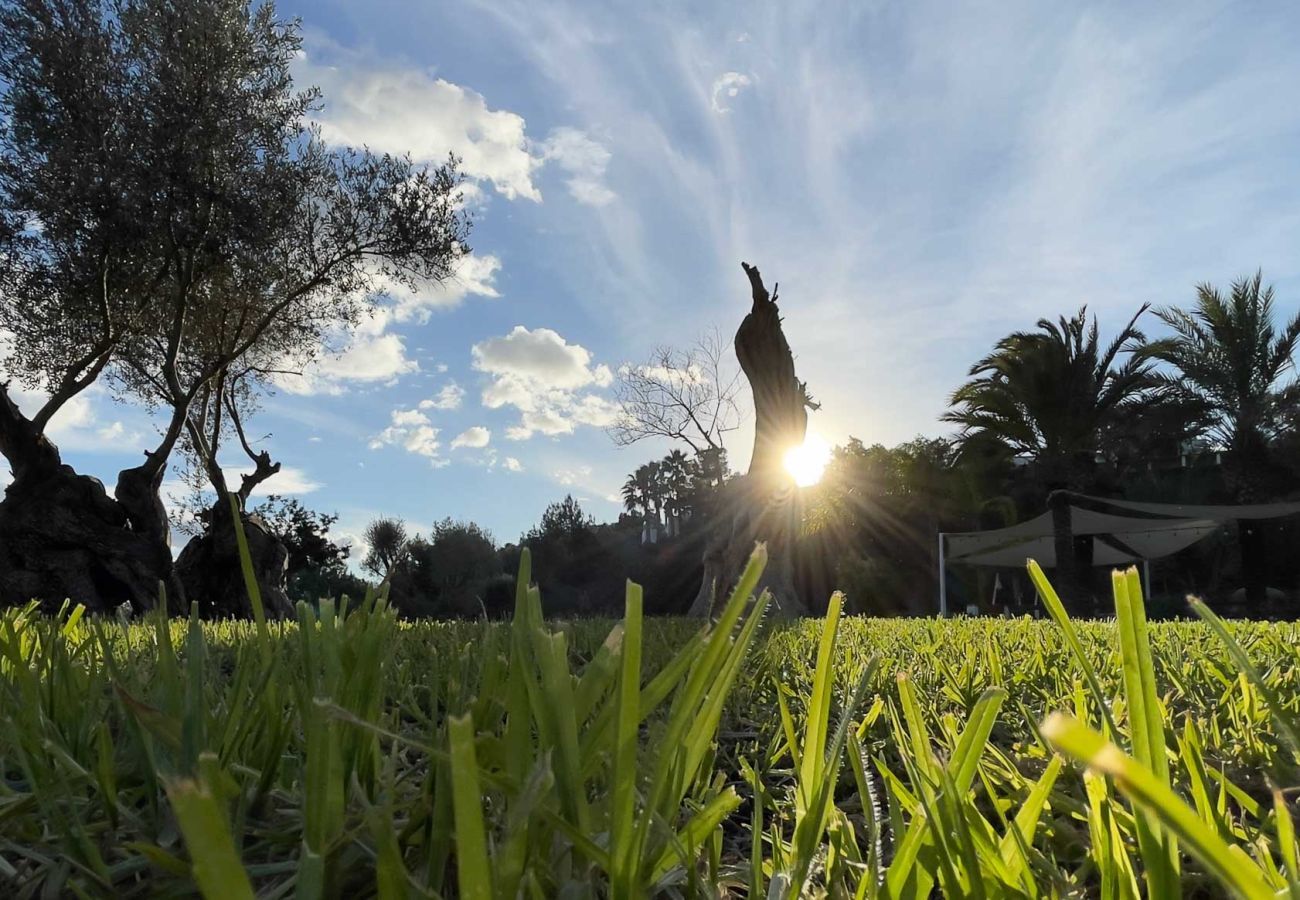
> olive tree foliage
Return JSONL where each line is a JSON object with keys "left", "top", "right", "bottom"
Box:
{"left": 608, "top": 329, "right": 743, "bottom": 455}
{"left": 0, "top": 0, "right": 470, "bottom": 524}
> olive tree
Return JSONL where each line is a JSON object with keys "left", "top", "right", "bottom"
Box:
{"left": 0, "top": 0, "right": 470, "bottom": 613}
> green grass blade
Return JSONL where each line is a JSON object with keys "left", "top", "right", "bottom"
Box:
{"left": 448, "top": 713, "right": 493, "bottom": 900}
{"left": 1113, "top": 567, "right": 1179, "bottom": 896}
{"left": 1042, "top": 713, "right": 1273, "bottom": 900}
{"left": 164, "top": 775, "right": 255, "bottom": 900}
{"left": 1188, "top": 597, "right": 1300, "bottom": 755}
{"left": 610, "top": 579, "right": 644, "bottom": 894}
{"left": 1027, "top": 559, "right": 1120, "bottom": 736}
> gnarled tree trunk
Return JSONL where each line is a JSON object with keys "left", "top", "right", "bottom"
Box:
{"left": 0, "top": 385, "right": 177, "bottom": 613}
{"left": 174, "top": 496, "right": 295, "bottom": 619}
{"left": 688, "top": 262, "right": 815, "bottom": 618}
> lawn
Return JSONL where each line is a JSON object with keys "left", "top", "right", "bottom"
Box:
{"left": 2, "top": 547, "right": 1299, "bottom": 897}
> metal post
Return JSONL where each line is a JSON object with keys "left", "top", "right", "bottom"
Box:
{"left": 1142, "top": 559, "right": 1152, "bottom": 600}
{"left": 938, "top": 532, "right": 948, "bottom": 617}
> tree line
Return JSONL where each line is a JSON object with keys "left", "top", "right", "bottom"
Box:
{"left": 605, "top": 273, "right": 1300, "bottom": 619}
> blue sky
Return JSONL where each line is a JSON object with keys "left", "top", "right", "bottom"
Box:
{"left": 6, "top": 0, "right": 1300, "bottom": 560}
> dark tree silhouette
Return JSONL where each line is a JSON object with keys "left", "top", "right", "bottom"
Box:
{"left": 1142, "top": 272, "right": 1300, "bottom": 608}
{"left": 688, "top": 262, "right": 817, "bottom": 617}
{"left": 363, "top": 518, "right": 410, "bottom": 580}
{"left": 942, "top": 306, "right": 1152, "bottom": 613}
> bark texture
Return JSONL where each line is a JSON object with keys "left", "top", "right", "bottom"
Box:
{"left": 173, "top": 498, "right": 295, "bottom": 619}
{"left": 0, "top": 386, "right": 176, "bottom": 613}
{"left": 689, "top": 262, "right": 815, "bottom": 618}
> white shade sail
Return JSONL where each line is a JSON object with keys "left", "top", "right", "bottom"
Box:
{"left": 943, "top": 494, "right": 1300, "bottom": 569}
{"left": 1073, "top": 494, "right": 1300, "bottom": 521}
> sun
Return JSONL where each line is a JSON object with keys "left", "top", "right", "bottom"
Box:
{"left": 783, "top": 432, "right": 831, "bottom": 487}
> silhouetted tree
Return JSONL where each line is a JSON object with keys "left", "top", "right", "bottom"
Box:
{"left": 363, "top": 518, "right": 409, "bottom": 580}
{"left": 1143, "top": 272, "right": 1300, "bottom": 606}
{"left": 252, "top": 495, "right": 368, "bottom": 603}
{"left": 943, "top": 306, "right": 1153, "bottom": 613}
{"left": 689, "top": 263, "right": 817, "bottom": 617}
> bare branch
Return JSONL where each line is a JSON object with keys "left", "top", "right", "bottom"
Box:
{"left": 608, "top": 328, "right": 743, "bottom": 455}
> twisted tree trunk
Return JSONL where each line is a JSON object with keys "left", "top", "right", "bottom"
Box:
{"left": 174, "top": 496, "right": 295, "bottom": 619}
{"left": 688, "top": 262, "right": 815, "bottom": 618}
{"left": 0, "top": 384, "right": 176, "bottom": 613}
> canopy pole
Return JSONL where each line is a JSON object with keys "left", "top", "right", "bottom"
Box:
{"left": 938, "top": 532, "right": 948, "bottom": 617}
{"left": 1142, "top": 559, "right": 1152, "bottom": 600}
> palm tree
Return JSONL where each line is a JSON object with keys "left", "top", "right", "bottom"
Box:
{"left": 621, "top": 475, "right": 644, "bottom": 516}
{"left": 943, "top": 305, "right": 1153, "bottom": 611}
{"left": 643, "top": 460, "right": 665, "bottom": 541}
{"left": 623, "top": 463, "right": 660, "bottom": 543}
{"left": 661, "top": 449, "right": 693, "bottom": 535}
{"left": 1142, "top": 272, "right": 1300, "bottom": 606}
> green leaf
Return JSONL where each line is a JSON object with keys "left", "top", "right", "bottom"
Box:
{"left": 448, "top": 713, "right": 493, "bottom": 900}
{"left": 1042, "top": 713, "right": 1273, "bottom": 900}
{"left": 163, "top": 775, "right": 254, "bottom": 900}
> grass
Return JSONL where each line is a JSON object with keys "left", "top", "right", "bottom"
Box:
{"left": 3, "top": 536, "right": 1300, "bottom": 896}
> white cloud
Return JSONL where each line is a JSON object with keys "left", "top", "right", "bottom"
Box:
{"left": 554, "top": 465, "right": 592, "bottom": 486}
{"left": 369, "top": 407, "right": 444, "bottom": 462}
{"left": 381, "top": 252, "right": 502, "bottom": 323}
{"left": 335, "top": 530, "right": 370, "bottom": 568}
{"left": 568, "top": 394, "right": 621, "bottom": 427}
{"left": 502, "top": 456, "right": 523, "bottom": 472}
{"left": 711, "top": 72, "right": 753, "bottom": 113}
{"left": 274, "top": 310, "right": 419, "bottom": 397}
{"left": 451, "top": 426, "right": 492, "bottom": 449}
{"left": 390, "top": 408, "right": 429, "bottom": 427}
{"left": 473, "top": 325, "right": 599, "bottom": 390}
{"left": 473, "top": 325, "right": 621, "bottom": 440}
{"left": 539, "top": 127, "right": 615, "bottom": 206}
{"left": 508, "top": 408, "right": 573, "bottom": 439}
{"left": 95, "top": 421, "right": 142, "bottom": 447}
{"left": 226, "top": 464, "right": 323, "bottom": 497}
{"left": 298, "top": 46, "right": 542, "bottom": 201}
{"left": 419, "top": 382, "right": 466, "bottom": 411}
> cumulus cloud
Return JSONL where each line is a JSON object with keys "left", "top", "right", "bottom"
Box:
{"left": 502, "top": 456, "right": 523, "bottom": 472}
{"left": 273, "top": 252, "right": 501, "bottom": 399}
{"left": 472, "top": 326, "right": 619, "bottom": 439}
{"left": 539, "top": 127, "right": 615, "bottom": 206}
{"left": 451, "top": 426, "right": 491, "bottom": 449}
{"left": 96, "top": 421, "right": 143, "bottom": 446}
{"left": 298, "top": 46, "right": 542, "bottom": 201}
{"left": 419, "top": 382, "right": 466, "bottom": 411}
{"left": 473, "top": 325, "right": 599, "bottom": 389}
{"left": 274, "top": 310, "right": 419, "bottom": 397}
{"left": 297, "top": 39, "right": 616, "bottom": 213}
{"left": 379, "top": 252, "right": 502, "bottom": 323}
{"left": 711, "top": 71, "right": 753, "bottom": 112}
{"left": 369, "top": 407, "right": 444, "bottom": 462}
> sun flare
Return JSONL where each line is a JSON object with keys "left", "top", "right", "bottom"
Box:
{"left": 783, "top": 432, "right": 831, "bottom": 487}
